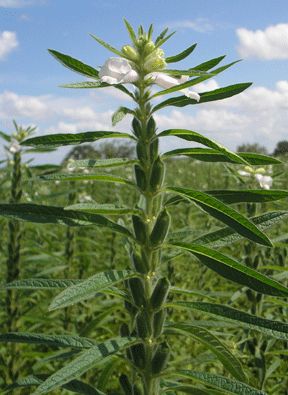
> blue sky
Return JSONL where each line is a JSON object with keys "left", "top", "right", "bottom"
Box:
{"left": 1, "top": 0, "right": 288, "bottom": 162}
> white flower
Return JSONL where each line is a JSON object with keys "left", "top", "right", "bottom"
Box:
{"left": 9, "top": 140, "right": 21, "bottom": 154}
{"left": 99, "top": 57, "right": 139, "bottom": 85}
{"left": 255, "top": 174, "right": 273, "bottom": 190}
{"left": 148, "top": 72, "right": 200, "bottom": 101}
{"left": 238, "top": 170, "right": 251, "bottom": 177}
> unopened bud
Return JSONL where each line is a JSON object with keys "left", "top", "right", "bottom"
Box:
{"left": 122, "top": 45, "right": 139, "bottom": 61}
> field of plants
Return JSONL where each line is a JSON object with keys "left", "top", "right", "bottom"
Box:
{"left": 1, "top": 21, "right": 288, "bottom": 395}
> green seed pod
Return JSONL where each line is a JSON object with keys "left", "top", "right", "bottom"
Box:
{"left": 150, "top": 157, "right": 165, "bottom": 191}
{"left": 119, "top": 374, "right": 133, "bottom": 395}
{"left": 150, "top": 209, "right": 170, "bottom": 247}
{"left": 120, "top": 323, "right": 130, "bottom": 337}
{"left": 124, "top": 300, "right": 137, "bottom": 316}
{"left": 136, "top": 310, "right": 152, "bottom": 338}
{"left": 128, "top": 277, "right": 146, "bottom": 307}
{"left": 153, "top": 308, "right": 167, "bottom": 338}
{"left": 130, "top": 343, "right": 146, "bottom": 369}
{"left": 150, "top": 277, "right": 170, "bottom": 310}
{"left": 134, "top": 164, "right": 146, "bottom": 190}
{"left": 136, "top": 141, "right": 147, "bottom": 163}
{"left": 132, "top": 384, "right": 143, "bottom": 395}
{"left": 151, "top": 342, "right": 170, "bottom": 374}
{"left": 132, "top": 117, "right": 142, "bottom": 138}
{"left": 147, "top": 116, "right": 156, "bottom": 138}
{"left": 131, "top": 252, "right": 149, "bottom": 274}
{"left": 149, "top": 138, "right": 159, "bottom": 162}
{"left": 132, "top": 215, "right": 147, "bottom": 244}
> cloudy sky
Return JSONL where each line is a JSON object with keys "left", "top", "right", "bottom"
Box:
{"left": 1, "top": 0, "right": 288, "bottom": 162}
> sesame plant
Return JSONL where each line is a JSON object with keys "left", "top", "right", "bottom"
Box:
{"left": 2, "top": 21, "right": 288, "bottom": 395}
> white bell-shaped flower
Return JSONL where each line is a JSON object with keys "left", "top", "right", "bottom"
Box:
{"left": 9, "top": 139, "right": 21, "bottom": 154}
{"left": 99, "top": 57, "right": 139, "bottom": 85}
{"left": 255, "top": 174, "right": 273, "bottom": 190}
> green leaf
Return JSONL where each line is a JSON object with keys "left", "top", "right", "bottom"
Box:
{"left": 2, "top": 375, "right": 105, "bottom": 395}
{"left": 158, "top": 129, "right": 248, "bottom": 165}
{"left": 153, "top": 83, "right": 252, "bottom": 112}
{"left": 166, "top": 43, "right": 197, "bottom": 63}
{"left": 162, "top": 148, "right": 282, "bottom": 165}
{"left": 191, "top": 211, "right": 288, "bottom": 247}
{"left": 48, "top": 49, "right": 99, "bottom": 79}
{"left": 163, "top": 381, "right": 221, "bottom": 394}
{"left": 0, "top": 204, "right": 133, "bottom": 237}
{"left": 37, "top": 172, "right": 134, "bottom": 186}
{"left": 49, "top": 270, "right": 135, "bottom": 310}
{"left": 32, "top": 337, "right": 135, "bottom": 394}
{"left": 172, "top": 370, "right": 265, "bottom": 395}
{"left": 155, "top": 31, "right": 176, "bottom": 48}
{"left": 169, "top": 242, "right": 288, "bottom": 296}
{"left": 170, "top": 301, "right": 288, "bottom": 341}
{"left": 152, "top": 61, "right": 239, "bottom": 98}
{"left": 21, "top": 131, "right": 133, "bottom": 148}
{"left": 4, "top": 278, "right": 81, "bottom": 289}
{"left": 66, "top": 158, "right": 137, "bottom": 169}
{"left": 165, "top": 324, "right": 246, "bottom": 382}
{"left": 112, "top": 106, "right": 134, "bottom": 126}
{"left": 123, "top": 19, "right": 137, "bottom": 44}
{"left": 90, "top": 34, "right": 124, "bottom": 57}
{"left": 60, "top": 81, "right": 102, "bottom": 88}
{"left": 167, "top": 187, "right": 272, "bottom": 246}
{"left": 65, "top": 203, "right": 138, "bottom": 216}
{"left": 193, "top": 55, "right": 226, "bottom": 71}
{"left": 0, "top": 130, "right": 11, "bottom": 142}
{"left": 0, "top": 332, "right": 95, "bottom": 349}
{"left": 206, "top": 190, "right": 288, "bottom": 204}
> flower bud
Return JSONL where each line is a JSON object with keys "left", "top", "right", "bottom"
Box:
{"left": 144, "top": 48, "right": 166, "bottom": 72}
{"left": 144, "top": 40, "right": 155, "bottom": 55}
{"left": 122, "top": 45, "right": 139, "bottom": 61}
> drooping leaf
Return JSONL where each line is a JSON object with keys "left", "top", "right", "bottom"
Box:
{"left": 170, "top": 301, "right": 288, "bottom": 341}
{"left": 158, "top": 129, "right": 248, "bottom": 165}
{"left": 206, "top": 189, "right": 288, "bottom": 204}
{"left": 191, "top": 211, "right": 288, "bottom": 247}
{"left": 166, "top": 43, "right": 197, "bottom": 63}
{"left": 172, "top": 370, "right": 265, "bottom": 395}
{"left": 153, "top": 83, "right": 252, "bottom": 112}
{"left": 48, "top": 49, "right": 99, "bottom": 79}
{"left": 162, "top": 148, "right": 282, "bottom": 165}
{"left": 66, "top": 158, "right": 137, "bottom": 169}
{"left": 165, "top": 324, "right": 246, "bottom": 382}
{"left": 65, "top": 203, "right": 138, "bottom": 216}
{"left": 0, "top": 332, "right": 95, "bottom": 349}
{"left": 89, "top": 34, "right": 124, "bottom": 57}
{"left": 112, "top": 106, "right": 134, "bottom": 126}
{"left": 167, "top": 187, "right": 272, "bottom": 246}
{"left": 169, "top": 242, "right": 288, "bottom": 296}
{"left": 4, "top": 278, "right": 81, "bottom": 289}
{"left": 32, "top": 337, "right": 135, "bottom": 394}
{"left": 49, "top": 270, "right": 135, "bottom": 310}
{"left": 21, "top": 131, "right": 133, "bottom": 148}
{"left": 0, "top": 204, "right": 133, "bottom": 237}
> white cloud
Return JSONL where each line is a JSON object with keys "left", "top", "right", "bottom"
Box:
{"left": 0, "top": 31, "right": 18, "bottom": 60}
{"left": 236, "top": 23, "right": 288, "bottom": 60}
{"left": 0, "top": 0, "right": 42, "bottom": 7}
{"left": 166, "top": 18, "right": 215, "bottom": 33}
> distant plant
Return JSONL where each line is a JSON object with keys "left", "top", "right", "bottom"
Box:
{"left": 1, "top": 21, "right": 288, "bottom": 395}
{"left": 237, "top": 143, "right": 268, "bottom": 155}
{"left": 273, "top": 140, "right": 288, "bottom": 156}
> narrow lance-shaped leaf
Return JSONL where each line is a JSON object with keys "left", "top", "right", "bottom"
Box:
{"left": 66, "top": 158, "right": 137, "bottom": 169}
{"left": 21, "top": 131, "right": 133, "bottom": 148}
{"left": 191, "top": 211, "right": 288, "bottom": 247}
{"left": 153, "top": 83, "right": 252, "bottom": 112}
{"left": 49, "top": 270, "right": 135, "bottom": 310}
{"left": 206, "top": 190, "right": 288, "bottom": 204}
{"left": 167, "top": 187, "right": 272, "bottom": 246}
{"left": 165, "top": 43, "right": 197, "bottom": 63}
{"left": 0, "top": 130, "right": 11, "bottom": 142}
{"left": 32, "top": 337, "right": 136, "bottom": 395}
{"left": 0, "top": 204, "right": 133, "bottom": 238}
{"left": 165, "top": 324, "right": 247, "bottom": 382}
{"left": 60, "top": 81, "right": 135, "bottom": 99}
{"left": 170, "top": 242, "right": 288, "bottom": 297}
{"left": 158, "top": 129, "right": 248, "bottom": 165}
{"left": 162, "top": 148, "right": 282, "bottom": 165}
{"left": 112, "top": 107, "right": 134, "bottom": 126}
{"left": 36, "top": 172, "right": 134, "bottom": 186}
{"left": 65, "top": 203, "right": 139, "bottom": 216}
{"left": 4, "top": 278, "right": 82, "bottom": 289}
{"left": 171, "top": 370, "right": 265, "bottom": 395}
{"left": 48, "top": 49, "right": 99, "bottom": 79}
{"left": 0, "top": 332, "right": 96, "bottom": 349}
{"left": 90, "top": 34, "right": 124, "bottom": 57}
{"left": 170, "top": 301, "right": 288, "bottom": 341}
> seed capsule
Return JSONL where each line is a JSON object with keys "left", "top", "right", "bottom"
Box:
{"left": 128, "top": 277, "right": 146, "bottom": 307}
{"left": 119, "top": 374, "right": 133, "bottom": 395}
{"left": 150, "top": 210, "right": 170, "bottom": 247}
{"left": 134, "top": 164, "right": 146, "bottom": 190}
{"left": 131, "top": 252, "right": 149, "bottom": 274}
{"left": 147, "top": 116, "right": 156, "bottom": 138}
{"left": 132, "top": 215, "right": 147, "bottom": 244}
{"left": 153, "top": 308, "right": 167, "bottom": 337}
{"left": 130, "top": 343, "right": 146, "bottom": 369}
{"left": 120, "top": 323, "right": 130, "bottom": 337}
{"left": 149, "top": 138, "right": 159, "bottom": 162}
{"left": 150, "top": 157, "right": 165, "bottom": 191}
{"left": 151, "top": 342, "right": 170, "bottom": 374}
{"left": 136, "top": 310, "right": 152, "bottom": 338}
{"left": 132, "top": 117, "right": 142, "bottom": 138}
{"left": 150, "top": 277, "right": 170, "bottom": 310}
